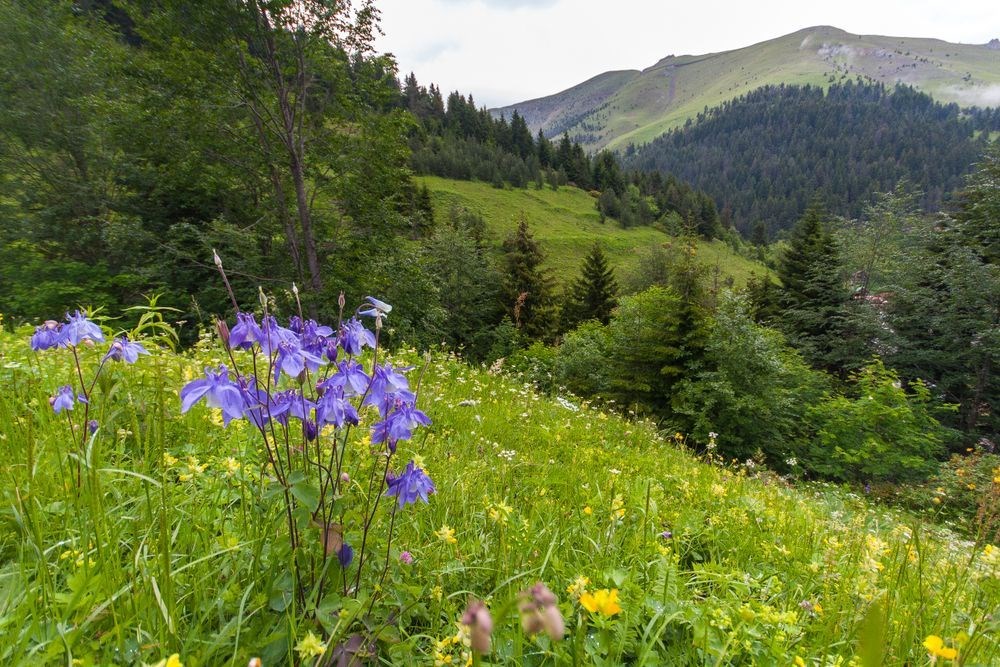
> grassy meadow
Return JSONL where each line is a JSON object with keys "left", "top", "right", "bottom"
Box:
{"left": 419, "top": 176, "right": 772, "bottom": 288}
{"left": 1, "top": 315, "right": 998, "bottom": 666}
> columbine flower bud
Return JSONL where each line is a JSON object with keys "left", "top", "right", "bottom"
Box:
{"left": 303, "top": 420, "right": 318, "bottom": 441}
{"left": 461, "top": 599, "right": 493, "bottom": 655}
{"left": 292, "top": 282, "right": 299, "bottom": 296}
{"left": 213, "top": 248, "right": 223, "bottom": 269}
{"left": 338, "top": 291, "right": 346, "bottom": 311}
{"left": 216, "top": 318, "right": 231, "bottom": 349}
{"left": 518, "top": 582, "right": 565, "bottom": 641}
{"left": 337, "top": 543, "right": 354, "bottom": 568}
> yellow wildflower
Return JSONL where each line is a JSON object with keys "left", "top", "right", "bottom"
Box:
{"left": 295, "top": 631, "right": 326, "bottom": 660}
{"left": 611, "top": 494, "right": 625, "bottom": 520}
{"left": 488, "top": 500, "right": 513, "bottom": 525}
{"left": 923, "top": 635, "right": 958, "bottom": 661}
{"left": 221, "top": 456, "right": 241, "bottom": 476}
{"left": 435, "top": 525, "right": 457, "bottom": 544}
{"left": 579, "top": 588, "right": 622, "bottom": 617}
{"left": 162, "top": 452, "right": 178, "bottom": 468}
{"left": 149, "top": 655, "right": 183, "bottom": 667}
{"left": 566, "top": 575, "right": 590, "bottom": 599}
{"left": 794, "top": 657, "right": 806, "bottom": 667}
{"left": 412, "top": 454, "right": 426, "bottom": 469}
{"left": 583, "top": 506, "right": 592, "bottom": 516}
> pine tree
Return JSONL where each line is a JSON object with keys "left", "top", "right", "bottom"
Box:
{"left": 776, "top": 201, "right": 857, "bottom": 375}
{"left": 564, "top": 243, "right": 618, "bottom": 329}
{"left": 536, "top": 130, "right": 553, "bottom": 168}
{"left": 509, "top": 111, "right": 534, "bottom": 159}
{"left": 500, "top": 215, "right": 556, "bottom": 340}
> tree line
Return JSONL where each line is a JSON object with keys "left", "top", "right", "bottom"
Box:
{"left": 401, "top": 74, "right": 726, "bottom": 237}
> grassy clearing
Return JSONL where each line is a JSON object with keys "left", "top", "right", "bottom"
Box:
{"left": 420, "top": 176, "right": 771, "bottom": 288}
{"left": 1, "top": 319, "right": 998, "bottom": 665}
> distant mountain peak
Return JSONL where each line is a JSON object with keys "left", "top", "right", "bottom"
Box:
{"left": 492, "top": 27, "right": 1000, "bottom": 151}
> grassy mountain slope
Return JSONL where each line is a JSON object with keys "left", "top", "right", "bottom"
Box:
{"left": 2, "top": 326, "right": 998, "bottom": 663}
{"left": 419, "top": 175, "right": 771, "bottom": 287}
{"left": 495, "top": 26, "right": 1000, "bottom": 151}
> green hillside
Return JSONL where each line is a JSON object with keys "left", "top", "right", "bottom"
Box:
{"left": 3, "top": 320, "right": 998, "bottom": 663}
{"left": 495, "top": 26, "right": 1000, "bottom": 151}
{"left": 419, "top": 176, "right": 771, "bottom": 287}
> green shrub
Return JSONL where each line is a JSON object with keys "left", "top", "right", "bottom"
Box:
{"left": 554, "top": 321, "right": 612, "bottom": 398}
{"left": 803, "top": 360, "right": 952, "bottom": 483}
{"left": 672, "top": 292, "right": 826, "bottom": 462}
{"left": 505, "top": 341, "right": 558, "bottom": 393}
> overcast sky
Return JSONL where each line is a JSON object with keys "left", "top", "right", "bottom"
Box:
{"left": 374, "top": 0, "right": 1000, "bottom": 108}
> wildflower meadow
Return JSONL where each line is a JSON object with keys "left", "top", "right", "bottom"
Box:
{"left": 1, "top": 278, "right": 998, "bottom": 665}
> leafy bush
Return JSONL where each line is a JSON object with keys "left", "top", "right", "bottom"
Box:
{"left": 897, "top": 449, "right": 1000, "bottom": 541}
{"left": 672, "top": 293, "right": 827, "bottom": 462}
{"left": 803, "top": 360, "right": 952, "bottom": 483}
{"left": 555, "top": 321, "right": 613, "bottom": 398}
{"left": 505, "top": 341, "right": 558, "bottom": 393}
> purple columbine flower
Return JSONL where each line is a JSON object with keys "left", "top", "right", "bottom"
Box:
{"left": 31, "top": 320, "right": 63, "bottom": 351}
{"left": 385, "top": 460, "right": 435, "bottom": 508}
{"left": 659, "top": 530, "right": 673, "bottom": 540}
{"left": 50, "top": 385, "right": 76, "bottom": 413}
{"left": 180, "top": 365, "right": 245, "bottom": 426}
{"left": 256, "top": 315, "right": 298, "bottom": 355}
{"left": 88, "top": 419, "right": 99, "bottom": 434}
{"left": 338, "top": 318, "right": 376, "bottom": 356}
{"left": 104, "top": 336, "right": 149, "bottom": 363}
{"left": 322, "top": 360, "right": 371, "bottom": 397}
{"left": 372, "top": 401, "right": 432, "bottom": 449}
{"left": 272, "top": 336, "right": 325, "bottom": 383}
{"left": 299, "top": 319, "right": 333, "bottom": 357}
{"left": 315, "top": 386, "right": 359, "bottom": 429}
{"left": 358, "top": 296, "right": 392, "bottom": 319}
{"left": 228, "top": 312, "right": 261, "bottom": 350}
{"left": 364, "top": 363, "right": 415, "bottom": 414}
{"left": 62, "top": 310, "right": 105, "bottom": 347}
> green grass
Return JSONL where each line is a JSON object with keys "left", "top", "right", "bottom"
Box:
{"left": 496, "top": 26, "right": 1000, "bottom": 151}
{"left": 1, "top": 314, "right": 998, "bottom": 665}
{"left": 420, "top": 176, "right": 772, "bottom": 288}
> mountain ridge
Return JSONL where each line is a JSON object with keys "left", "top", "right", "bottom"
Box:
{"left": 493, "top": 25, "right": 1000, "bottom": 151}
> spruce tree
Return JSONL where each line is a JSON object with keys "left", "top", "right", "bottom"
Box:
{"left": 500, "top": 215, "right": 556, "bottom": 340}
{"left": 777, "top": 201, "right": 856, "bottom": 375}
{"left": 564, "top": 243, "right": 618, "bottom": 329}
